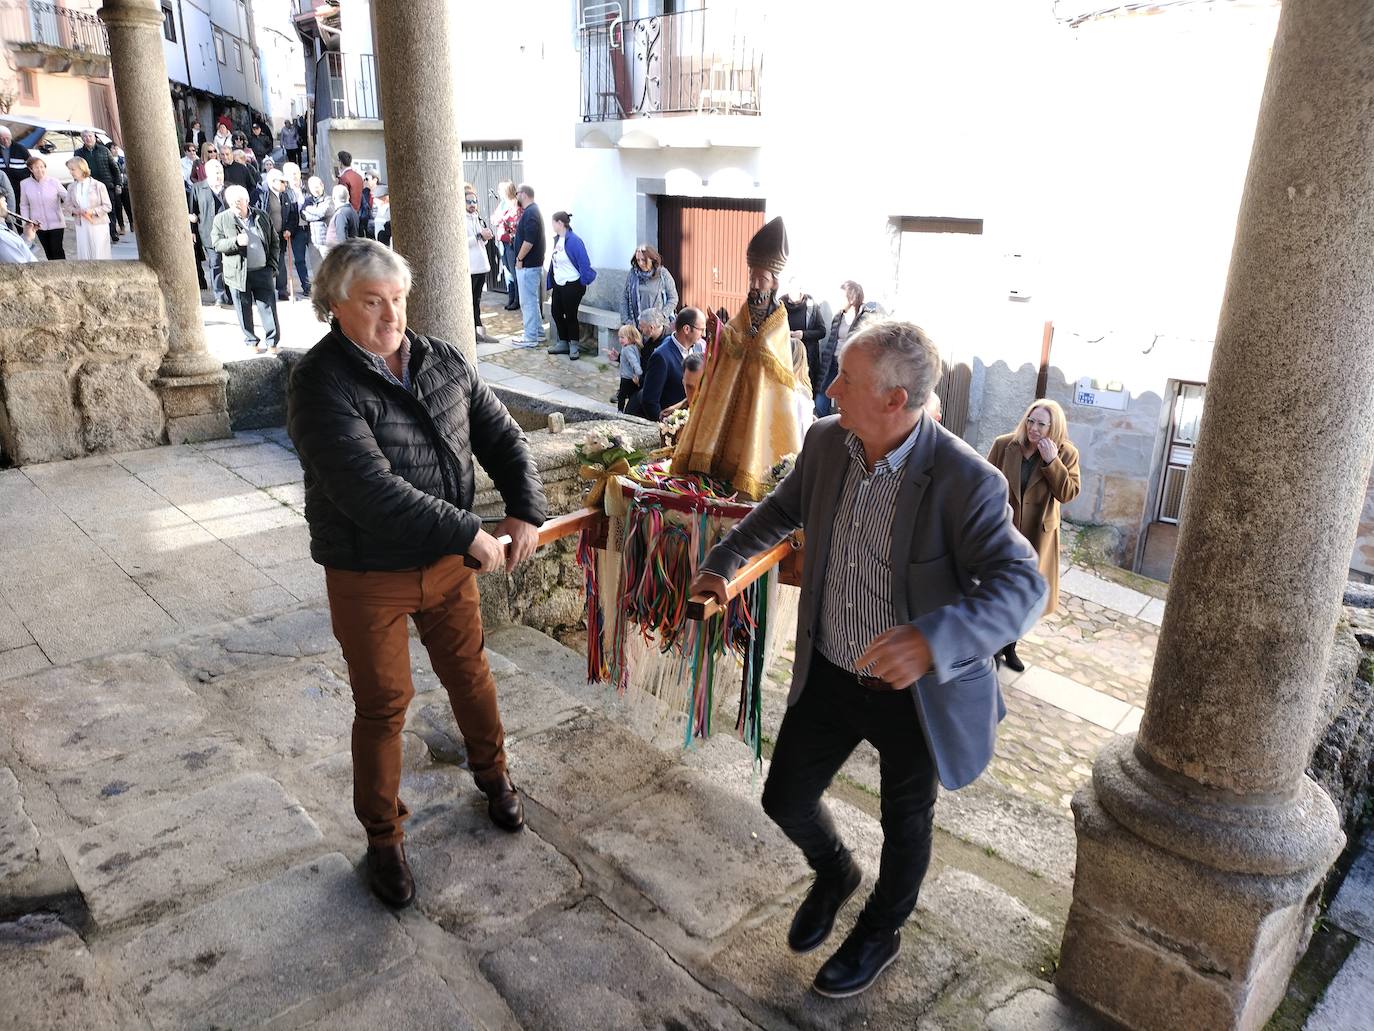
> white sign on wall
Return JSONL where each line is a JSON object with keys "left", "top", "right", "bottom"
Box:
{"left": 1074, "top": 376, "right": 1129, "bottom": 410}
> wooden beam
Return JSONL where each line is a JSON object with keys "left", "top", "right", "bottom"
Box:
{"left": 686, "top": 536, "right": 799, "bottom": 621}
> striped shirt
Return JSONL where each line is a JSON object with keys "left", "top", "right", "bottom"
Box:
{"left": 817, "top": 422, "right": 922, "bottom": 675}
{"left": 345, "top": 333, "right": 410, "bottom": 392}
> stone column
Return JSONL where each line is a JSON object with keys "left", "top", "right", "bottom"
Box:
{"left": 100, "top": 0, "right": 229, "bottom": 443}
{"left": 370, "top": 2, "right": 475, "bottom": 361}
{"left": 1057, "top": 2, "right": 1374, "bottom": 1028}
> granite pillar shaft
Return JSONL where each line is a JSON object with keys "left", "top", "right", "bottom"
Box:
{"left": 371, "top": 2, "right": 475, "bottom": 361}
{"left": 100, "top": 0, "right": 228, "bottom": 442}
{"left": 1058, "top": 1, "right": 1374, "bottom": 1027}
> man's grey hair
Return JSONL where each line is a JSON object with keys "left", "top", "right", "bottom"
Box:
{"left": 847, "top": 319, "right": 942, "bottom": 411}
{"left": 331, "top": 184, "right": 350, "bottom": 204}
{"left": 638, "top": 310, "right": 666, "bottom": 332}
{"left": 223, "top": 184, "right": 249, "bottom": 206}
{"left": 0, "top": 126, "right": 11, "bottom": 139}
{"left": 203, "top": 159, "right": 223, "bottom": 176}
{"left": 311, "top": 239, "right": 412, "bottom": 323}
{"left": 265, "top": 170, "right": 285, "bottom": 187}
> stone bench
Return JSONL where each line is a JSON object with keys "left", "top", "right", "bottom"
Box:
{"left": 575, "top": 267, "right": 628, "bottom": 355}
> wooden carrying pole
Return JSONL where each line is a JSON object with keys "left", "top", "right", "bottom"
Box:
{"left": 684, "top": 535, "right": 799, "bottom": 621}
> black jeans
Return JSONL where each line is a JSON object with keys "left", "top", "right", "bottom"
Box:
{"left": 233, "top": 266, "right": 281, "bottom": 348}
{"left": 204, "top": 248, "right": 230, "bottom": 303}
{"left": 762, "top": 651, "right": 939, "bottom": 933}
{"left": 289, "top": 232, "right": 311, "bottom": 295}
{"left": 470, "top": 272, "right": 486, "bottom": 328}
{"left": 36, "top": 228, "right": 65, "bottom": 260}
{"left": 550, "top": 279, "right": 586, "bottom": 344}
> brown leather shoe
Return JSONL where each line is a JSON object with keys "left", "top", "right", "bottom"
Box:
{"left": 475, "top": 771, "right": 525, "bottom": 832}
{"left": 366, "top": 843, "right": 415, "bottom": 909}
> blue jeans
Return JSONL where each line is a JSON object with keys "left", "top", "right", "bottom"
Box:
{"left": 516, "top": 266, "right": 545, "bottom": 341}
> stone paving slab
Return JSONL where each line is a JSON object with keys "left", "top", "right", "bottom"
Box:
{"left": 0, "top": 597, "right": 33, "bottom": 652}
{"left": 480, "top": 897, "right": 756, "bottom": 1031}
{"left": 407, "top": 795, "right": 583, "bottom": 943}
{"left": 510, "top": 712, "right": 674, "bottom": 825}
{"left": 0, "top": 653, "right": 205, "bottom": 772}
{"left": 918, "top": 868, "right": 1056, "bottom": 971}
{"left": 197, "top": 660, "right": 354, "bottom": 760}
{"left": 1328, "top": 830, "right": 1374, "bottom": 942}
{"left": 1009, "top": 666, "right": 1133, "bottom": 732}
{"left": 1059, "top": 567, "right": 1152, "bottom": 617}
{"left": 0, "top": 644, "right": 49, "bottom": 682}
{"left": 26, "top": 594, "right": 182, "bottom": 666}
{"left": 293, "top": 959, "right": 486, "bottom": 1031}
{"left": 707, "top": 905, "right": 970, "bottom": 1030}
{"left": 116, "top": 853, "right": 415, "bottom": 1030}
{"left": 0, "top": 767, "right": 40, "bottom": 883}
{"left": 47, "top": 733, "right": 252, "bottom": 825}
{"left": 60, "top": 773, "right": 323, "bottom": 928}
{"left": 983, "top": 985, "right": 1113, "bottom": 1030}
{"left": 932, "top": 781, "right": 1078, "bottom": 885}
{"left": 1138, "top": 597, "right": 1167, "bottom": 626}
{"left": 586, "top": 768, "right": 807, "bottom": 940}
{"left": 1306, "top": 940, "right": 1374, "bottom": 1031}
{"left": 0, "top": 914, "right": 136, "bottom": 1028}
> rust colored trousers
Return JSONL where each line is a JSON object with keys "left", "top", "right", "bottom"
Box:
{"left": 325, "top": 555, "right": 506, "bottom": 846}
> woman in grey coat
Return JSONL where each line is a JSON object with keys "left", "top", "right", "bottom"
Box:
{"left": 619, "top": 244, "right": 678, "bottom": 327}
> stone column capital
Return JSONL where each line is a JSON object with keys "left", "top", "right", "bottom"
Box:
{"left": 97, "top": 0, "right": 164, "bottom": 30}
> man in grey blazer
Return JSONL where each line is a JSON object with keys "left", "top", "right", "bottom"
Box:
{"left": 691, "top": 320, "right": 1046, "bottom": 998}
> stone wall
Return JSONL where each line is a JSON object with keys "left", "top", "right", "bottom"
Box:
{"left": 0, "top": 262, "right": 167, "bottom": 466}
{"left": 963, "top": 358, "right": 1164, "bottom": 563}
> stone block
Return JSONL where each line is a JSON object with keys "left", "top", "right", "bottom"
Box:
{"left": 918, "top": 868, "right": 1055, "bottom": 971}
{"left": 932, "top": 780, "right": 1077, "bottom": 885}
{"left": 157, "top": 372, "right": 228, "bottom": 421}
{"left": 1, "top": 557, "right": 148, "bottom": 622}
{"left": 0, "top": 767, "right": 40, "bottom": 883}
{"left": 0, "top": 368, "right": 82, "bottom": 464}
{"left": 225, "top": 357, "right": 287, "bottom": 430}
{"left": 1306, "top": 940, "right": 1374, "bottom": 1031}
{"left": 586, "top": 769, "right": 807, "bottom": 940}
{"left": 75, "top": 358, "right": 164, "bottom": 454}
{"left": 59, "top": 773, "right": 323, "bottom": 928}
{"left": 481, "top": 898, "right": 754, "bottom": 1030}
{"left": 1057, "top": 787, "right": 1325, "bottom": 1031}
{"left": 407, "top": 792, "right": 582, "bottom": 941}
{"left": 1, "top": 654, "right": 205, "bottom": 772}
{"left": 985, "top": 985, "right": 1113, "bottom": 1030}
{"left": 47, "top": 734, "right": 252, "bottom": 825}
{"left": 0, "top": 914, "right": 135, "bottom": 1028}
{"left": 294, "top": 960, "right": 484, "bottom": 1030}
{"left": 198, "top": 661, "right": 355, "bottom": 760}
{"left": 1328, "top": 831, "right": 1374, "bottom": 941}
{"left": 511, "top": 712, "right": 673, "bottom": 825}
{"left": 24, "top": 594, "right": 181, "bottom": 665}
{"left": 706, "top": 904, "right": 970, "bottom": 1030}
{"left": 116, "top": 853, "right": 414, "bottom": 1029}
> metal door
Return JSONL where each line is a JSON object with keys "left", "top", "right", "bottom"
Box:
{"left": 462, "top": 142, "right": 524, "bottom": 289}
{"left": 657, "top": 196, "right": 765, "bottom": 317}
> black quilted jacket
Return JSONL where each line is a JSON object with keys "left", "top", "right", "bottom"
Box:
{"left": 287, "top": 326, "right": 548, "bottom": 571}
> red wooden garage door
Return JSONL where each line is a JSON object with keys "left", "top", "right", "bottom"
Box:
{"left": 657, "top": 196, "right": 766, "bottom": 317}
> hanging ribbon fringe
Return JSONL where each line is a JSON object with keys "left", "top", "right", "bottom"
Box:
{"left": 579, "top": 475, "right": 773, "bottom": 764}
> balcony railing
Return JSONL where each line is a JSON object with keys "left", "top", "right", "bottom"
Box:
{"left": 580, "top": 7, "right": 763, "bottom": 123}
{"left": 314, "top": 51, "right": 380, "bottom": 122}
{"left": 0, "top": 0, "right": 109, "bottom": 57}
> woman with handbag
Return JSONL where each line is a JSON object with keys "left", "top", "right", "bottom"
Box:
{"left": 492, "top": 181, "right": 521, "bottom": 310}
{"left": 466, "top": 183, "right": 498, "bottom": 343}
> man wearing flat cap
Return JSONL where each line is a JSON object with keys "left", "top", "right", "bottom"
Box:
{"left": 670, "top": 216, "right": 808, "bottom": 499}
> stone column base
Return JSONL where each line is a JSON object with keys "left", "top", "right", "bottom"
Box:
{"left": 1057, "top": 738, "right": 1343, "bottom": 1031}
{"left": 156, "top": 371, "right": 230, "bottom": 444}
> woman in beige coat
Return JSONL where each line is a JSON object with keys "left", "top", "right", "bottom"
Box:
{"left": 986, "top": 398, "right": 1081, "bottom": 671}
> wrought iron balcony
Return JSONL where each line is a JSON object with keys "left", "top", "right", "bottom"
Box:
{"left": 314, "top": 51, "right": 380, "bottom": 122}
{"left": 580, "top": 7, "right": 762, "bottom": 123}
{"left": 0, "top": 0, "right": 110, "bottom": 76}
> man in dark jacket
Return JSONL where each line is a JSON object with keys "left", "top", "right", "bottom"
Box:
{"left": 247, "top": 122, "right": 272, "bottom": 164}
{"left": 0, "top": 125, "right": 31, "bottom": 198}
{"left": 211, "top": 184, "right": 280, "bottom": 352}
{"left": 782, "top": 280, "right": 828, "bottom": 403}
{"left": 287, "top": 239, "right": 547, "bottom": 911}
{"left": 74, "top": 130, "right": 120, "bottom": 244}
{"left": 511, "top": 183, "right": 546, "bottom": 344}
{"left": 263, "top": 170, "right": 297, "bottom": 301}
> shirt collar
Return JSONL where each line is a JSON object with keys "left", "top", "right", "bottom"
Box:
{"left": 845, "top": 417, "right": 922, "bottom": 476}
{"left": 341, "top": 329, "right": 411, "bottom": 391}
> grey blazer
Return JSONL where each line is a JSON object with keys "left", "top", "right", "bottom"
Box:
{"left": 701, "top": 415, "right": 1047, "bottom": 789}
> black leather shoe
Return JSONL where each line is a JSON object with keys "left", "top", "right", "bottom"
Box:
{"left": 1001, "top": 643, "right": 1025, "bottom": 673}
{"left": 476, "top": 772, "right": 525, "bottom": 832}
{"left": 788, "top": 860, "right": 862, "bottom": 954}
{"left": 503, "top": 301, "right": 520, "bottom": 310}
{"left": 366, "top": 843, "right": 415, "bottom": 909}
{"left": 813, "top": 924, "right": 901, "bottom": 999}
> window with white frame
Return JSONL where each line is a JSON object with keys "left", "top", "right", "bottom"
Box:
{"left": 160, "top": 2, "right": 176, "bottom": 42}
{"left": 214, "top": 30, "right": 225, "bottom": 64}
{"left": 233, "top": 39, "right": 242, "bottom": 72}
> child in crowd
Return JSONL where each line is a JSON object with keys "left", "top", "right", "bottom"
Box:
{"left": 609, "top": 323, "right": 644, "bottom": 411}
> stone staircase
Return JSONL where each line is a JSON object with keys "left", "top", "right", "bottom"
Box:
{"left": 0, "top": 605, "right": 1105, "bottom": 1030}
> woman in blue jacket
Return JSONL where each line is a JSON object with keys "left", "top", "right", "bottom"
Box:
{"left": 546, "top": 211, "right": 597, "bottom": 360}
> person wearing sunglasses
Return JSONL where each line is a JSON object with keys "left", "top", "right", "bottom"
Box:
{"left": 985, "top": 398, "right": 1082, "bottom": 671}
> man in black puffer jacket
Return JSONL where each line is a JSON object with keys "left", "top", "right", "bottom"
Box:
{"left": 288, "top": 239, "right": 547, "bottom": 910}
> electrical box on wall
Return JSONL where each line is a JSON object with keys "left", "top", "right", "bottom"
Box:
{"left": 1005, "top": 252, "right": 1033, "bottom": 301}
{"left": 1074, "top": 377, "right": 1129, "bottom": 410}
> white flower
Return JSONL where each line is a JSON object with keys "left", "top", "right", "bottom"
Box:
{"left": 583, "top": 430, "right": 609, "bottom": 452}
